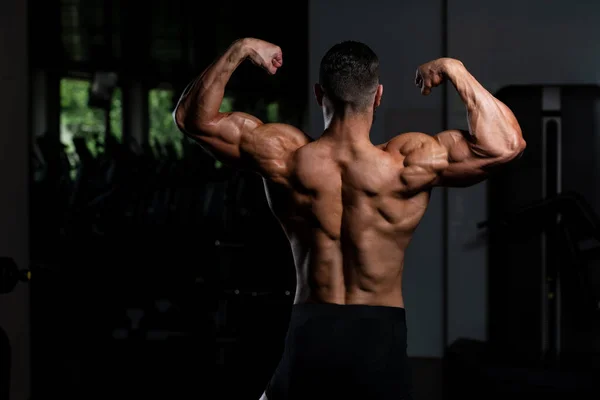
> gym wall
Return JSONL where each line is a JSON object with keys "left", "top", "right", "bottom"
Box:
{"left": 0, "top": 0, "right": 30, "bottom": 400}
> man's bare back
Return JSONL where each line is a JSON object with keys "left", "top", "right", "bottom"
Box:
{"left": 263, "top": 132, "right": 437, "bottom": 308}
{"left": 174, "top": 37, "right": 525, "bottom": 400}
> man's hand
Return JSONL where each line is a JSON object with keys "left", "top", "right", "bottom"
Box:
{"left": 246, "top": 38, "right": 283, "bottom": 75}
{"left": 415, "top": 58, "right": 460, "bottom": 96}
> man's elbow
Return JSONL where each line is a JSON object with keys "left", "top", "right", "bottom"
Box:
{"left": 501, "top": 130, "right": 526, "bottom": 162}
{"left": 173, "top": 105, "right": 203, "bottom": 138}
{"left": 514, "top": 137, "right": 527, "bottom": 158}
{"left": 173, "top": 104, "right": 189, "bottom": 134}
{"left": 173, "top": 104, "right": 218, "bottom": 139}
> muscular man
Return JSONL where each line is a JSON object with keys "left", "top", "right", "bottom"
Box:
{"left": 174, "top": 38, "right": 525, "bottom": 400}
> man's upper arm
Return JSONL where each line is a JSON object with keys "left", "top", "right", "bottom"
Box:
{"left": 388, "top": 130, "right": 505, "bottom": 192}
{"left": 180, "top": 110, "right": 310, "bottom": 184}
{"left": 433, "top": 129, "right": 516, "bottom": 187}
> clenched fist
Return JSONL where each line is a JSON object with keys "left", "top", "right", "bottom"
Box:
{"left": 415, "top": 58, "right": 460, "bottom": 96}
{"left": 244, "top": 38, "right": 283, "bottom": 75}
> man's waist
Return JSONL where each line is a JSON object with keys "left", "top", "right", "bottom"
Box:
{"left": 290, "top": 301, "right": 406, "bottom": 321}
{"left": 295, "top": 284, "right": 405, "bottom": 308}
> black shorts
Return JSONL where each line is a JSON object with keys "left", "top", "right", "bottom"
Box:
{"left": 265, "top": 303, "right": 412, "bottom": 400}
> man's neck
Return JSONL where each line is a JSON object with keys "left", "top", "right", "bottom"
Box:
{"left": 321, "top": 110, "right": 373, "bottom": 143}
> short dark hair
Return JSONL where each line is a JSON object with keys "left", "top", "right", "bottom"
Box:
{"left": 319, "top": 41, "right": 380, "bottom": 111}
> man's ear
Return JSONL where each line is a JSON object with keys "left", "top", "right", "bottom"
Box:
{"left": 314, "top": 83, "right": 324, "bottom": 107}
{"left": 374, "top": 84, "right": 383, "bottom": 108}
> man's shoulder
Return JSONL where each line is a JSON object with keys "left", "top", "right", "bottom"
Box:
{"left": 251, "top": 123, "right": 314, "bottom": 163}
{"left": 378, "top": 131, "right": 438, "bottom": 153}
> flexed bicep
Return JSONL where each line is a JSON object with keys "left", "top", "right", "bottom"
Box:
{"left": 188, "top": 111, "right": 310, "bottom": 183}
{"left": 433, "top": 129, "right": 491, "bottom": 187}
{"left": 433, "top": 129, "right": 523, "bottom": 187}
{"left": 412, "top": 58, "right": 525, "bottom": 187}
{"left": 185, "top": 111, "right": 261, "bottom": 165}
{"left": 390, "top": 129, "right": 523, "bottom": 191}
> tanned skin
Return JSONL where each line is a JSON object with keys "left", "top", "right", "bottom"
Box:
{"left": 174, "top": 38, "right": 525, "bottom": 310}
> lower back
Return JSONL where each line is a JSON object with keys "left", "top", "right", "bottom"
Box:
{"left": 299, "top": 282, "right": 406, "bottom": 308}
{"left": 290, "top": 229, "right": 409, "bottom": 308}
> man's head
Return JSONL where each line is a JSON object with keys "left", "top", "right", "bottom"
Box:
{"left": 315, "top": 41, "right": 383, "bottom": 114}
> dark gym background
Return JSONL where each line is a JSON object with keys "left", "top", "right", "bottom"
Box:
{"left": 1, "top": 1, "right": 599, "bottom": 399}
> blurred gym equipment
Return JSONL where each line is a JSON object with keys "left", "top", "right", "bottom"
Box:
{"left": 487, "top": 85, "right": 600, "bottom": 361}
{"left": 446, "top": 192, "right": 600, "bottom": 399}
{"left": 0, "top": 257, "right": 30, "bottom": 295}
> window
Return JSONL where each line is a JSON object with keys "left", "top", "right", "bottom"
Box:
{"left": 266, "top": 101, "right": 279, "bottom": 123}
{"left": 59, "top": 78, "right": 122, "bottom": 165}
{"left": 148, "top": 88, "right": 183, "bottom": 158}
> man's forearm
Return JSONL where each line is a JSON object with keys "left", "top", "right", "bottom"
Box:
{"left": 174, "top": 39, "right": 251, "bottom": 131}
{"left": 444, "top": 60, "right": 524, "bottom": 158}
